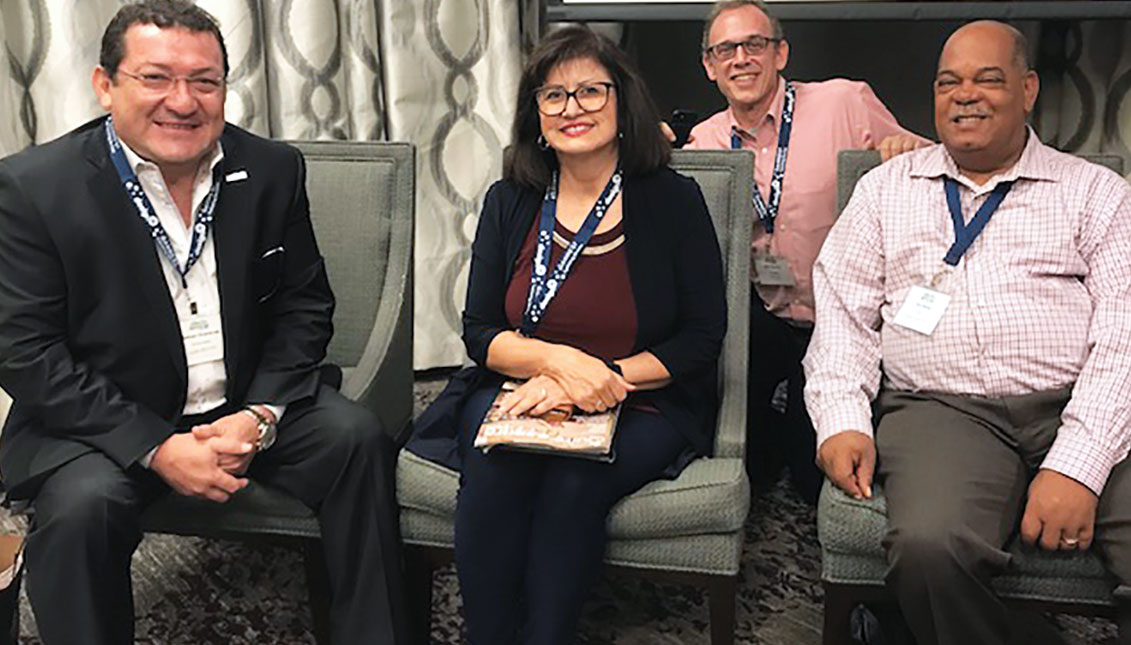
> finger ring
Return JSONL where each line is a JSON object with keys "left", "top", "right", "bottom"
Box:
{"left": 1061, "top": 537, "right": 1080, "bottom": 547}
{"left": 540, "top": 387, "right": 547, "bottom": 398}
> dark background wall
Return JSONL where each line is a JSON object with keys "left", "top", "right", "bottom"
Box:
{"left": 624, "top": 19, "right": 1044, "bottom": 140}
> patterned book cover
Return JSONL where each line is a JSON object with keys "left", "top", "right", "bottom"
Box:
{"left": 474, "top": 381, "right": 620, "bottom": 461}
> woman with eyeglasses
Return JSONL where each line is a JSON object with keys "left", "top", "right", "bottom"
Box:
{"left": 410, "top": 25, "right": 726, "bottom": 645}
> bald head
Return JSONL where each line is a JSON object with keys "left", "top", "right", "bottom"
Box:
{"left": 934, "top": 20, "right": 1039, "bottom": 181}
{"left": 943, "top": 21, "right": 1029, "bottom": 73}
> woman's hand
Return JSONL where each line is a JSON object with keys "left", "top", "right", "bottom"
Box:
{"left": 496, "top": 375, "right": 572, "bottom": 418}
{"left": 543, "top": 346, "right": 635, "bottom": 412}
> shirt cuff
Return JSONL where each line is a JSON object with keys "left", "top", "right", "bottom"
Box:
{"left": 252, "top": 403, "right": 285, "bottom": 425}
{"left": 1040, "top": 428, "right": 1119, "bottom": 497}
{"left": 812, "top": 401, "right": 875, "bottom": 451}
{"left": 139, "top": 446, "right": 160, "bottom": 469}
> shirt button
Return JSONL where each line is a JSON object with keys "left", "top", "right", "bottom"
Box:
{"left": 761, "top": 148, "right": 768, "bottom": 154}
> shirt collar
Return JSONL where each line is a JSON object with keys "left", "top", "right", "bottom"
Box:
{"left": 116, "top": 131, "right": 224, "bottom": 185}
{"left": 909, "top": 126, "right": 1055, "bottom": 188}
{"left": 726, "top": 75, "right": 787, "bottom": 139}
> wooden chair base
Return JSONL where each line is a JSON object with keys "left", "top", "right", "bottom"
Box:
{"left": 302, "top": 538, "right": 333, "bottom": 645}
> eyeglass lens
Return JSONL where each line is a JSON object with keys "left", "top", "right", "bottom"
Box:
{"left": 536, "top": 84, "right": 612, "bottom": 116}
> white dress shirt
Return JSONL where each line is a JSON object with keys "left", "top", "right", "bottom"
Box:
{"left": 117, "top": 137, "right": 282, "bottom": 466}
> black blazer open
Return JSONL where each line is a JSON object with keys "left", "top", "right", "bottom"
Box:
{"left": 0, "top": 117, "right": 334, "bottom": 497}
{"left": 462, "top": 167, "right": 726, "bottom": 455}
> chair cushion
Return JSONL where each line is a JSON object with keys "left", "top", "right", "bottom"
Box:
{"left": 817, "top": 479, "right": 1116, "bottom": 606}
{"left": 140, "top": 481, "right": 320, "bottom": 540}
{"left": 397, "top": 449, "right": 749, "bottom": 541}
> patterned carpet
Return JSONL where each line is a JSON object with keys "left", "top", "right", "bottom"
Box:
{"left": 3, "top": 469, "right": 828, "bottom": 644}
{"left": 0, "top": 376, "right": 1119, "bottom": 644}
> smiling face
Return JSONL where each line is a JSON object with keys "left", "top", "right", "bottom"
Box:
{"left": 92, "top": 23, "right": 226, "bottom": 179}
{"left": 537, "top": 57, "right": 619, "bottom": 163}
{"left": 934, "top": 22, "right": 1038, "bottom": 176}
{"left": 701, "top": 5, "right": 788, "bottom": 117}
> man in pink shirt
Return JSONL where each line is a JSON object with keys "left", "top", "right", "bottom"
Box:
{"left": 807, "top": 21, "right": 1131, "bottom": 642}
{"left": 686, "top": 0, "right": 928, "bottom": 503}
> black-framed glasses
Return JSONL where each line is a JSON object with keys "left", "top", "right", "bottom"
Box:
{"left": 705, "top": 35, "right": 781, "bottom": 62}
{"left": 118, "top": 69, "right": 226, "bottom": 95}
{"left": 534, "top": 82, "right": 616, "bottom": 116}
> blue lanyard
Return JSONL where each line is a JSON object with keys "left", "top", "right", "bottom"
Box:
{"left": 942, "top": 177, "right": 1013, "bottom": 266}
{"left": 104, "top": 118, "right": 222, "bottom": 289}
{"left": 730, "top": 79, "right": 795, "bottom": 234}
{"left": 520, "top": 167, "right": 623, "bottom": 335}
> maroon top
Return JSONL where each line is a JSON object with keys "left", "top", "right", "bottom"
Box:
{"left": 504, "top": 211, "right": 637, "bottom": 360}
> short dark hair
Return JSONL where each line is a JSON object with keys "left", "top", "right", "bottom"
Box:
{"left": 701, "top": 0, "right": 785, "bottom": 54}
{"left": 503, "top": 26, "right": 670, "bottom": 191}
{"left": 100, "top": 0, "right": 229, "bottom": 78}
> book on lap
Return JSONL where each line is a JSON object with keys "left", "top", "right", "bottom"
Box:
{"left": 474, "top": 381, "right": 619, "bottom": 462}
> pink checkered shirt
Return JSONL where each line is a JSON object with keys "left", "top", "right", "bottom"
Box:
{"left": 803, "top": 131, "right": 1131, "bottom": 495}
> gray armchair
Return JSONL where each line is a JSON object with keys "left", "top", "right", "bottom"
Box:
{"left": 396, "top": 148, "right": 754, "bottom": 645}
{"left": 138, "top": 140, "right": 415, "bottom": 645}
{"left": 818, "top": 148, "right": 1125, "bottom": 645}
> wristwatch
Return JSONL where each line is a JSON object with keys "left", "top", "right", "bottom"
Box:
{"left": 242, "top": 406, "right": 277, "bottom": 451}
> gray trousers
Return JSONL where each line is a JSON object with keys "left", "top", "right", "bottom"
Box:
{"left": 876, "top": 389, "right": 1131, "bottom": 645}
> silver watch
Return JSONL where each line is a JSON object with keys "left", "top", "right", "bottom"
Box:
{"left": 243, "top": 407, "right": 277, "bottom": 451}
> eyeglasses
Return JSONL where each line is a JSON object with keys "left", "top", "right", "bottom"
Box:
{"left": 117, "top": 69, "right": 226, "bottom": 95}
{"left": 535, "top": 82, "right": 616, "bottom": 117}
{"left": 705, "top": 35, "right": 781, "bottom": 62}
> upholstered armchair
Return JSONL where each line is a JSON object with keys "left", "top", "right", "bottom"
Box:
{"left": 819, "top": 149, "right": 1126, "bottom": 645}
{"left": 138, "top": 141, "right": 415, "bottom": 645}
{"left": 396, "top": 148, "right": 755, "bottom": 645}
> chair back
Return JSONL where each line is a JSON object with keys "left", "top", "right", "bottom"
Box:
{"left": 836, "top": 149, "right": 1125, "bottom": 215}
{"left": 290, "top": 141, "right": 415, "bottom": 438}
{"left": 669, "top": 149, "right": 753, "bottom": 459}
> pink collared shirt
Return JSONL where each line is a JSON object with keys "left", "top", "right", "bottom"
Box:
{"left": 688, "top": 78, "right": 925, "bottom": 322}
{"left": 803, "top": 132, "right": 1131, "bottom": 495}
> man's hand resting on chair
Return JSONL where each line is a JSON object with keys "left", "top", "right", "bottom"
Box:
{"left": 817, "top": 430, "right": 876, "bottom": 500}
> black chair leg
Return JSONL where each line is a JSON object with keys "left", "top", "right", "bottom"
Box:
{"left": 0, "top": 569, "right": 19, "bottom": 645}
{"left": 405, "top": 548, "right": 434, "bottom": 645}
{"left": 303, "top": 538, "right": 333, "bottom": 645}
{"left": 709, "top": 574, "right": 737, "bottom": 645}
{"left": 823, "top": 582, "right": 856, "bottom": 645}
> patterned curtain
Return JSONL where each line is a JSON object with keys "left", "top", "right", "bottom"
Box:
{"left": 1033, "top": 21, "right": 1131, "bottom": 179}
{"left": 0, "top": 0, "right": 524, "bottom": 373}
{"left": 383, "top": 1, "right": 522, "bottom": 368}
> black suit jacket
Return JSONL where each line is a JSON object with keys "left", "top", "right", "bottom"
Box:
{"left": 461, "top": 168, "right": 726, "bottom": 456}
{"left": 0, "top": 117, "right": 335, "bottom": 497}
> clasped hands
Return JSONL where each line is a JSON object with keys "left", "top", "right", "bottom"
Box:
{"left": 496, "top": 346, "right": 634, "bottom": 419}
{"left": 150, "top": 410, "right": 267, "bottom": 503}
{"left": 818, "top": 431, "right": 1099, "bottom": 552}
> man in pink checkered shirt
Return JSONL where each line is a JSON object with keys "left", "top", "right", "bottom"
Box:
{"left": 805, "top": 20, "right": 1131, "bottom": 643}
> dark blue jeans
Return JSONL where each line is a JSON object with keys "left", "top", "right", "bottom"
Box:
{"left": 454, "top": 384, "right": 690, "bottom": 645}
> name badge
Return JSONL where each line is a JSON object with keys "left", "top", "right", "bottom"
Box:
{"left": 892, "top": 286, "right": 950, "bottom": 336}
{"left": 753, "top": 252, "right": 796, "bottom": 286}
{"left": 184, "top": 312, "right": 224, "bottom": 366}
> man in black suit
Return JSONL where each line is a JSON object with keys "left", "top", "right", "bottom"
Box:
{"left": 0, "top": 2, "right": 407, "bottom": 643}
